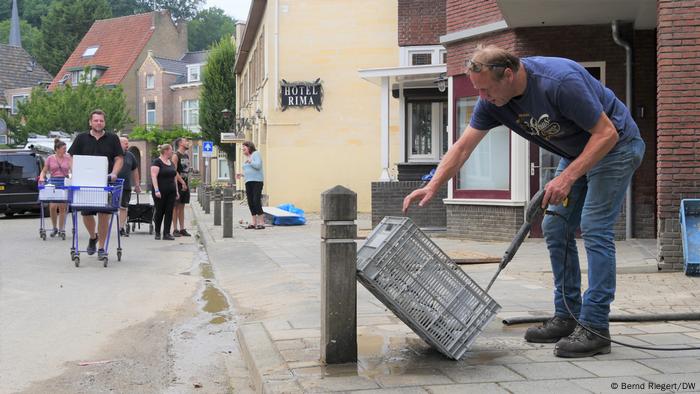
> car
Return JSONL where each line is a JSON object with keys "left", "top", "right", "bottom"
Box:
{"left": 0, "top": 149, "right": 47, "bottom": 217}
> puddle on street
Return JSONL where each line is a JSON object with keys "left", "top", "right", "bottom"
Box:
{"left": 201, "top": 283, "right": 229, "bottom": 314}
{"left": 200, "top": 263, "right": 214, "bottom": 279}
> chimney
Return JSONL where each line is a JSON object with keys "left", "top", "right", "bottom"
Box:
{"left": 235, "top": 22, "right": 247, "bottom": 46}
{"left": 9, "top": 0, "right": 21, "bottom": 47}
{"left": 176, "top": 19, "right": 188, "bottom": 53}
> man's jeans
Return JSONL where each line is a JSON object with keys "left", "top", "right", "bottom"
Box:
{"left": 542, "top": 137, "right": 645, "bottom": 330}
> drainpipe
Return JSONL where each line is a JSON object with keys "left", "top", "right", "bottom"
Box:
{"left": 612, "top": 20, "right": 633, "bottom": 240}
{"left": 274, "top": 0, "right": 280, "bottom": 110}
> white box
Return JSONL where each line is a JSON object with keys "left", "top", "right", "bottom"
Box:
{"left": 72, "top": 155, "right": 108, "bottom": 187}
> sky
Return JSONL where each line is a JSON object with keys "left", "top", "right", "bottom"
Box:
{"left": 206, "top": 0, "right": 252, "bottom": 21}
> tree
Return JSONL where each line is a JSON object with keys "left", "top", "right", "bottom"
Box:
{"left": 0, "top": 0, "right": 52, "bottom": 28}
{"left": 18, "top": 76, "right": 132, "bottom": 138}
{"left": 128, "top": 125, "right": 198, "bottom": 159}
{"left": 153, "top": 0, "right": 203, "bottom": 20}
{"left": 200, "top": 35, "right": 236, "bottom": 183}
{"left": 188, "top": 7, "right": 235, "bottom": 51}
{"left": 0, "top": 19, "right": 43, "bottom": 58}
{"left": 108, "top": 0, "right": 152, "bottom": 17}
{"left": 36, "top": 0, "right": 112, "bottom": 75}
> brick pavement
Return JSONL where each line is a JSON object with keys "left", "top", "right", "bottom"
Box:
{"left": 190, "top": 201, "right": 700, "bottom": 393}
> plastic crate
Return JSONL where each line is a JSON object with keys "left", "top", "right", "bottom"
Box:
{"left": 357, "top": 217, "right": 501, "bottom": 360}
{"left": 680, "top": 199, "right": 700, "bottom": 276}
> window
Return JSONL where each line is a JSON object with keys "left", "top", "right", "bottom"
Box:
{"left": 217, "top": 152, "right": 229, "bottom": 180}
{"left": 0, "top": 135, "right": 7, "bottom": 145}
{"left": 11, "top": 94, "right": 28, "bottom": 115}
{"left": 182, "top": 99, "right": 199, "bottom": 132}
{"left": 71, "top": 70, "right": 84, "bottom": 85}
{"left": 410, "top": 52, "right": 432, "bottom": 66}
{"left": 146, "top": 74, "right": 155, "bottom": 89}
{"left": 192, "top": 144, "right": 199, "bottom": 172}
{"left": 454, "top": 97, "right": 510, "bottom": 198}
{"left": 187, "top": 65, "right": 201, "bottom": 82}
{"left": 146, "top": 102, "right": 156, "bottom": 126}
{"left": 82, "top": 46, "right": 99, "bottom": 57}
{"left": 407, "top": 101, "right": 447, "bottom": 161}
{"left": 440, "top": 50, "right": 447, "bottom": 64}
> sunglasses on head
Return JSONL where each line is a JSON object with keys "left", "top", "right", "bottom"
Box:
{"left": 466, "top": 59, "right": 510, "bottom": 73}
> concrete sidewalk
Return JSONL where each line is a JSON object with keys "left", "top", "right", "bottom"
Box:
{"left": 190, "top": 199, "right": 700, "bottom": 393}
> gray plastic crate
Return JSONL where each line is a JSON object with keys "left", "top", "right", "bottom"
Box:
{"left": 357, "top": 216, "right": 501, "bottom": 359}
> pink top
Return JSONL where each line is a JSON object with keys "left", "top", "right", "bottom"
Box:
{"left": 46, "top": 154, "right": 72, "bottom": 178}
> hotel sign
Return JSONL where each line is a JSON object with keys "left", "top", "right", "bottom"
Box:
{"left": 280, "top": 79, "right": 323, "bottom": 111}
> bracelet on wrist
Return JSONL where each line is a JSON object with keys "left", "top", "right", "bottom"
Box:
{"left": 155, "top": 189, "right": 160, "bottom": 192}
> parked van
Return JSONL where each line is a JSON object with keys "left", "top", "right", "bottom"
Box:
{"left": 0, "top": 149, "right": 46, "bottom": 217}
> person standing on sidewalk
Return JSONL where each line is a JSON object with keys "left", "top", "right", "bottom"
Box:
{"left": 171, "top": 137, "right": 191, "bottom": 237}
{"left": 236, "top": 141, "right": 265, "bottom": 229}
{"left": 403, "top": 45, "right": 645, "bottom": 358}
{"left": 38, "top": 138, "right": 72, "bottom": 239}
{"left": 117, "top": 136, "right": 141, "bottom": 237}
{"left": 150, "top": 144, "right": 178, "bottom": 240}
{"left": 68, "top": 109, "right": 123, "bottom": 260}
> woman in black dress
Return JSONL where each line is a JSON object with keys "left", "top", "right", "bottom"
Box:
{"left": 150, "top": 144, "right": 179, "bottom": 240}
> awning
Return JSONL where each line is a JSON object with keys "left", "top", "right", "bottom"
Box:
{"left": 496, "top": 0, "right": 656, "bottom": 29}
{"left": 358, "top": 64, "right": 447, "bottom": 88}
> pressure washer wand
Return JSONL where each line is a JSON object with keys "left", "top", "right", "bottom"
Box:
{"left": 484, "top": 189, "right": 546, "bottom": 293}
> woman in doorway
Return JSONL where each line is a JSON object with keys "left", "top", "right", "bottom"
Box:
{"left": 237, "top": 141, "right": 265, "bottom": 229}
{"left": 38, "top": 139, "right": 72, "bottom": 238}
{"left": 150, "top": 144, "right": 179, "bottom": 240}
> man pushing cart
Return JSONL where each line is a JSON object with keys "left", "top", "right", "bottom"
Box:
{"left": 67, "top": 109, "right": 124, "bottom": 266}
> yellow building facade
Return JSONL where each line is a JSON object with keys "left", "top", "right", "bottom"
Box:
{"left": 234, "top": 0, "right": 400, "bottom": 212}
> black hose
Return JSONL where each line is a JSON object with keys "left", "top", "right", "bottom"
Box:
{"left": 503, "top": 313, "right": 700, "bottom": 326}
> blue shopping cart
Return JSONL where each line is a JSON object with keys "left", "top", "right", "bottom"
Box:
{"left": 38, "top": 177, "right": 71, "bottom": 240}
{"left": 68, "top": 179, "right": 124, "bottom": 267}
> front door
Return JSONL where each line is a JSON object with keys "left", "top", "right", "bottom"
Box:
{"left": 527, "top": 62, "right": 605, "bottom": 237}
{"left": 528, "top": 145, "right": 561, "bottom": 237}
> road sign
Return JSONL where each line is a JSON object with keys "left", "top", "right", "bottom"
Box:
{"left": 220, "top": 132, "right": 243, "bottom": 143}
{"left": 202, "top": 141, "right": 214, "bottom": 157}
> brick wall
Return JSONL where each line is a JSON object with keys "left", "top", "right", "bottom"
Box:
{"left": 446, "top": 0, "right": 503, "bottom": 34}
{"left": 657, "top": 0, "right": 700, "bottom": 270}
{"left": 398, "top": 0, "right": 446, "bottom": 46}
{"left": 372, "top": 181, "right": 447, "bottom": 228}
{"left": 446, "top": 204, "right": 523, "bottom": 241}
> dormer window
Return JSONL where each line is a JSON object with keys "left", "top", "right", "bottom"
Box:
{"left": 82, "top": 45, "right": 99, "bottom": 58}
{"left": 187, "top": 64, "right": 201, "bottom": 83}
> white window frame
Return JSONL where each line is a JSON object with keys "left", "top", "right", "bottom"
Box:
{"left": 579, "top": 61, "right": 606, "bottom": 86}
{"left": 187, "top": 64, "right": 203, "bottom": 83}
{"left": 82, "top": 45, "right": 99, "bottom": 57}
{"left": 146, "top": 102, "right": 156, "bottom": 126}
{"left": 406, "top": 101, "right": 447, "bottom": 162}
{"left": 192, "top": 144, "right": 200, "bottom": 172}
{"left": 146, "top": 74, "right": 155, "bottom": 89}
{"left": 400, "top": 45, "right": 446, "bottom": 67}
{"left": 182, "top": 99, "right": 200, "bottom": 132}
{"left": 217, "top": 152, "right": 229, "bottom": 180}
{"left": 11, "top": 94, "right": 28, "bottom": 115}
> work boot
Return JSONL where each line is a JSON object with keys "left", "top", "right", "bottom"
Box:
{"left": 87, "top": 236, "right": 98, "bottom": 255}
{"left": 555, "top": 324, "right": 611, "bottom": 358}
{"left": 524, "top": 316, "right": 577, "bottom": 343}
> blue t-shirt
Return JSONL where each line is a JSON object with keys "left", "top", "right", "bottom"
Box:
{"left": 243, "top": 151, "right": 264, "bottom": 183}
{"left": 470, "top": 56, "right": 640, "bottom": 159}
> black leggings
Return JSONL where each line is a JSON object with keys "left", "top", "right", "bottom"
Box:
{"left": 153, "top": 190, "right": 176, "bottom": 235}
{"left": 245, "top": 181, "right": 264, "bottom": 215}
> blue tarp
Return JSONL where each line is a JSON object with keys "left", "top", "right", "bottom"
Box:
{"left": 274, "top": 203, "right": 306, "bottom": 226}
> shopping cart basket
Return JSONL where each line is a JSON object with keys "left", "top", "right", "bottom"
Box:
{"left": 68, "top": 179, "right": 124, "bottom": 267}
{"left": 357, "top": 217, "right": 501, "bottom": 360}
{"left": 38, "top": 177, "right": 70, "bottom": 240}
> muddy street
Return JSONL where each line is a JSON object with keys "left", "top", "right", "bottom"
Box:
{"left": 0, "top": 214, "right": 251, "bottom": 393}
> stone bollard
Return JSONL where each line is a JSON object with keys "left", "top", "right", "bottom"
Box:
{"left": 214, "top": 187, "right": 222, "bottom": 226}
{"left": 320, "top": 185, "right": 358, "bottom": 364}
{"left": 204, "top": 186, "right": 212, "bottom": 214}
{"left": 223, "top": 187, "right": 234, "bottom": 238}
